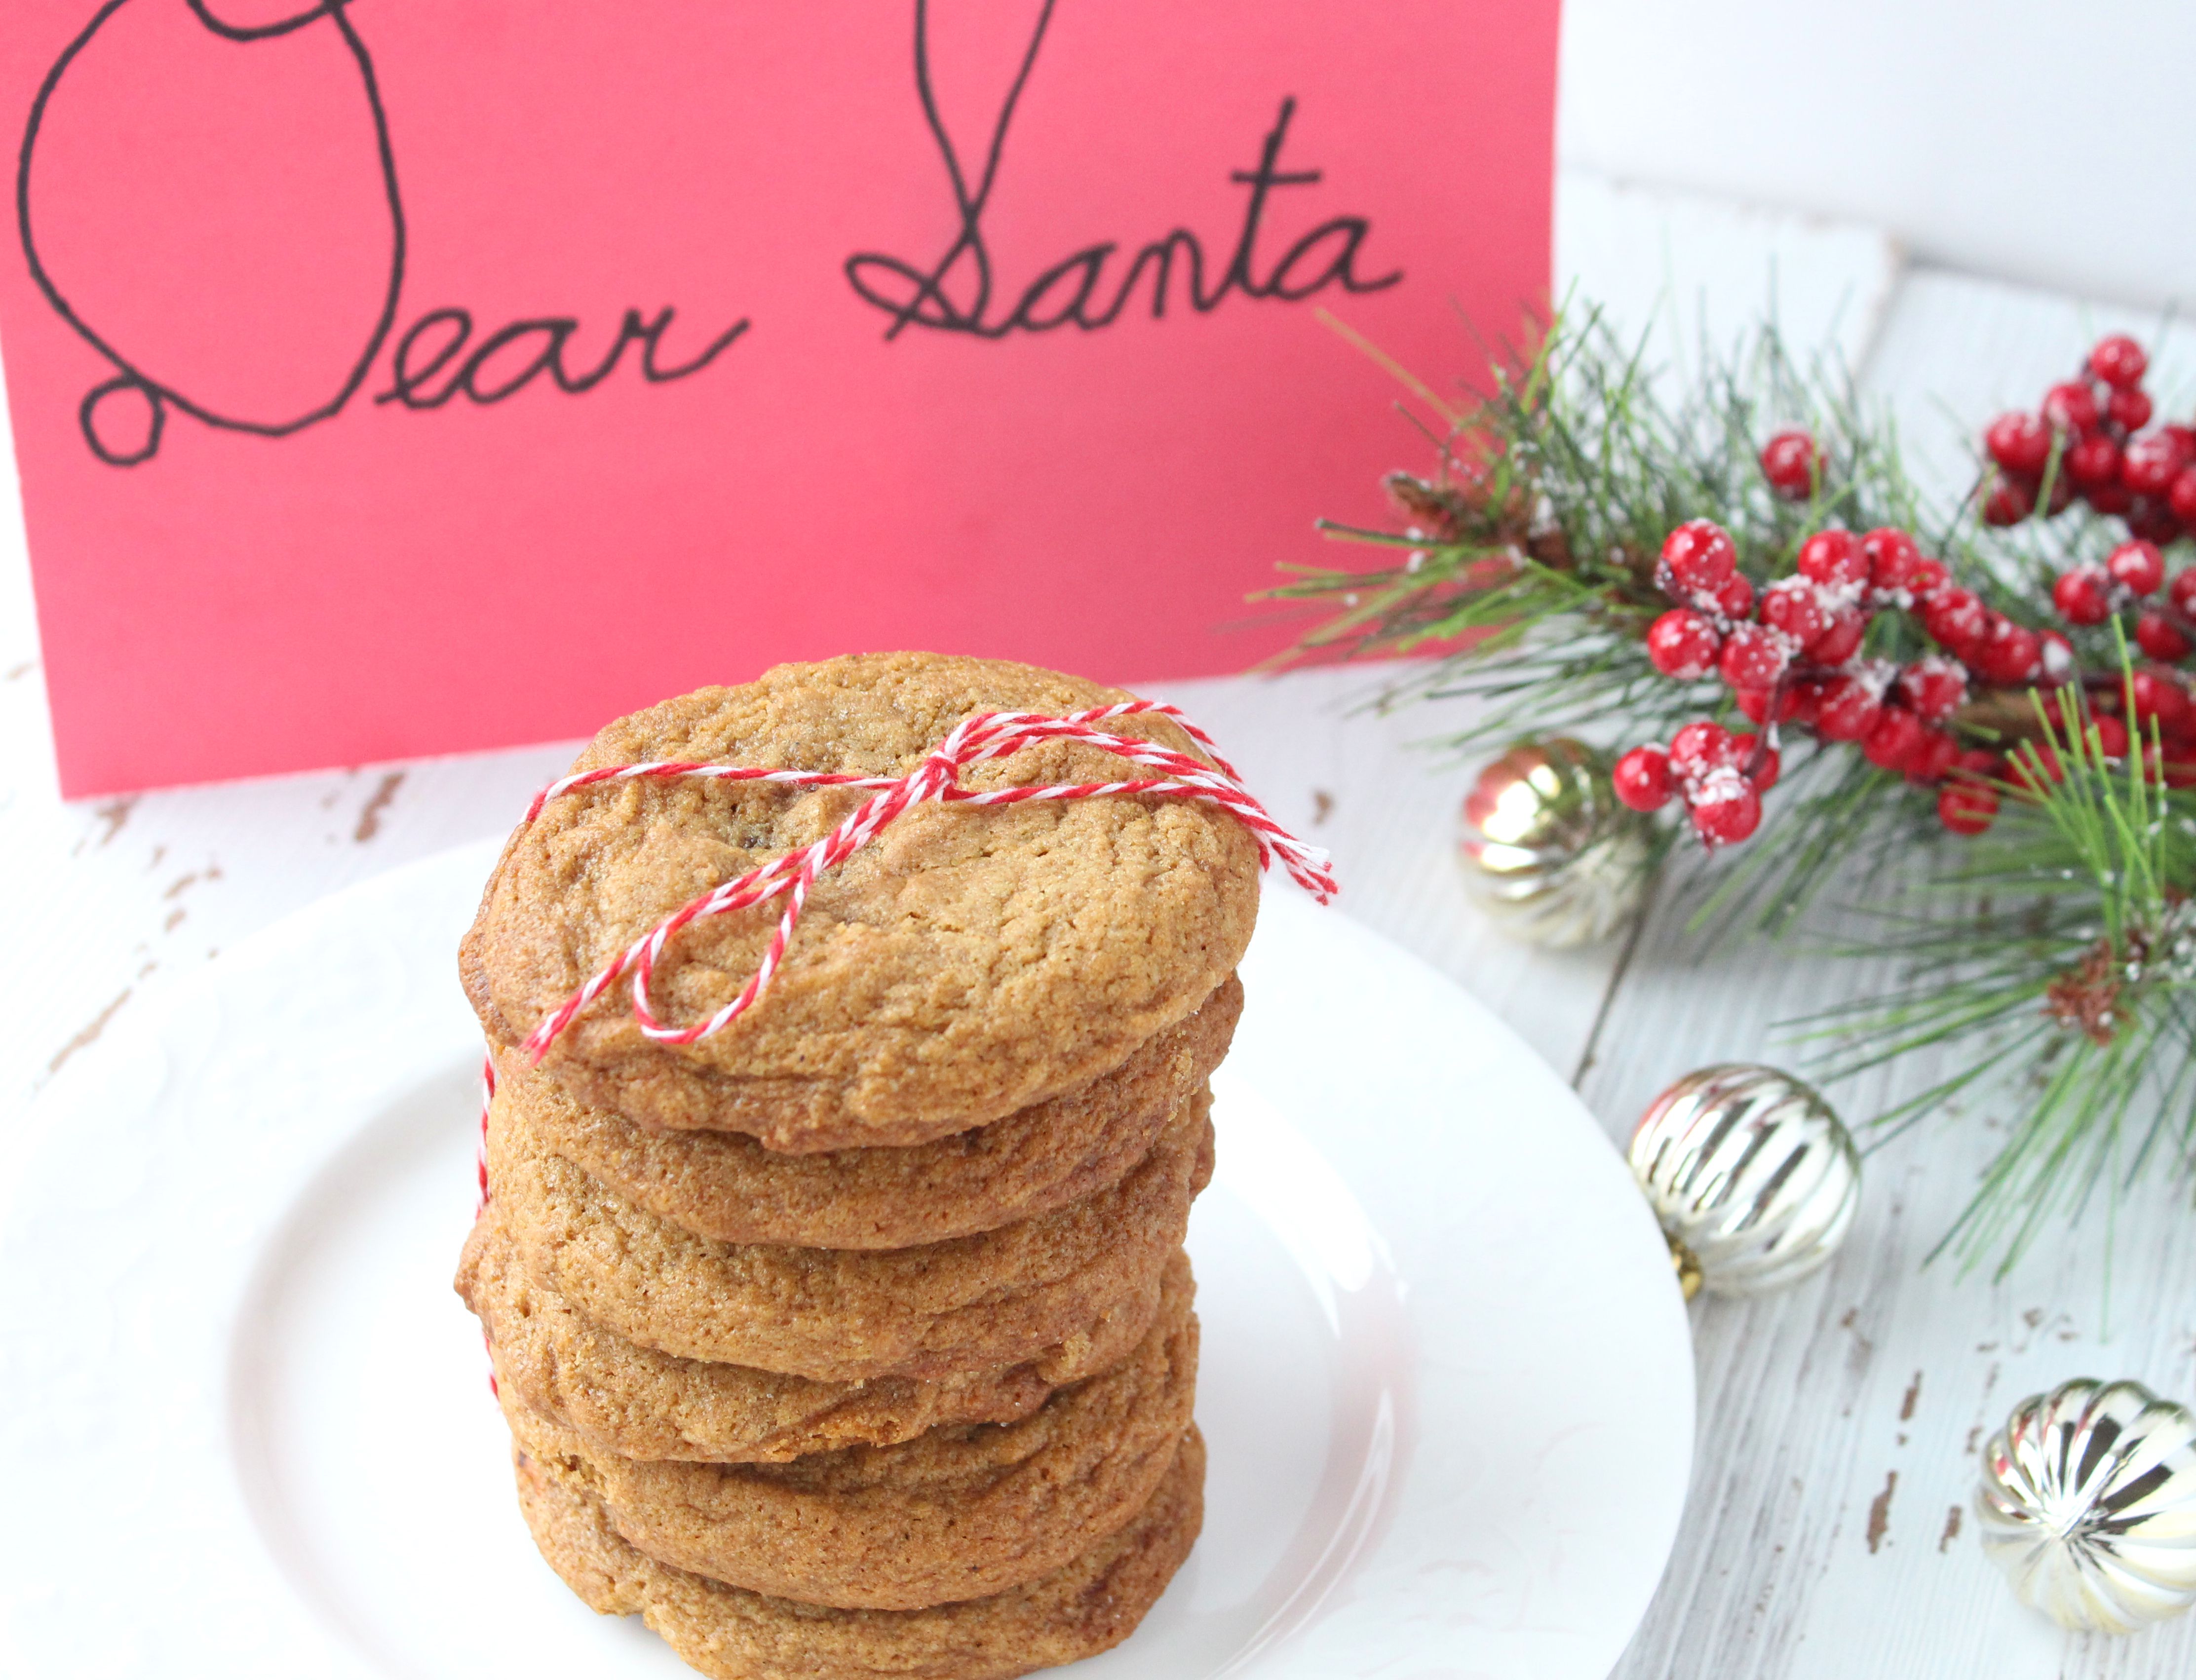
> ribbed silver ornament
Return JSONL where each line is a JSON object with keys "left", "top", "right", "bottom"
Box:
{"left": 1626, "top": 1064, "right": 1860, "bottom": 1298}
{"left": 1456, "top": 738, "right": 1654, "bottom": 948}
{"left": 1976, "top": 1377, "right": 2196, "bottom": 1633}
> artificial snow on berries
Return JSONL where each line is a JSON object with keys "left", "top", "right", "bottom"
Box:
{"left": 1718, "top": 624, "right": 1792, "bottom": 690}
{"left": 1647, "top": 609, "right": 1722, "bottom": 679}
{"left": 1801, "top": 538, "right": 1871, "bottom": 597}
{"left": 1922, "top": 588, "right": 1988, "bottom": 651}
{"left": 1761, "top": 577, "right": 1831, "bottom": 647}
{"left": 1808, "top": 609, "right": 1868, "bottom": 664}
{"left": 1613, "top": 746, "right": 1673, "bottom": 811}
{"left": 1814, "top": 668, "right": 1888, "bottom": 742}
{"left": 2108, "top": 540, "right": 2166, "bottom": 596}
{"left": 2053, "top": 565, "right": 2113, "bottom": 626}
{"left": 1690, "top": 778, "right": 1761, "bottom": 846}
{"left": 1898, "top": 656, "right": 1967, "bottom": 722}
{"left": 1659, "top": 520, "right": 1738, "bottom": 594}
{"left": 1759, "top": 430, "right": 1821, "bottom": 500}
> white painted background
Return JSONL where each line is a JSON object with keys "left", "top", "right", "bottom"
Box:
{"left": 1559, "top": 0, "right": 2196, "bottom": 313}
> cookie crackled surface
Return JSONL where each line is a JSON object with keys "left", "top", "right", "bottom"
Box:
{"left": 460, "top": 653, "right": 1262, "bottom": 1149}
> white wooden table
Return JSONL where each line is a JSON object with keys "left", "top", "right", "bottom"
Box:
{"left": 3, "top": 173, "right": 2192, "bottom": 1678}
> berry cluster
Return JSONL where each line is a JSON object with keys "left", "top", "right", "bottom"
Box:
{"left": 1611, "top": 509, "right": 2072, "bottom": 844}
{"left": 1982, "top": 335, "right": 2196, "bottom": 543}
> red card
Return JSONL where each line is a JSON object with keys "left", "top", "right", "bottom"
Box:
{"left": 2, "top": 0, "right": 1555, "bottom": 794}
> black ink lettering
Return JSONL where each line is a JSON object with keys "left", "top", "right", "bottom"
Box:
{"left": 846, "top": 9, "right": 1401, "bottom": 341}
{"left": 1269, "top": 216, "right": 1401, "bottom": 301}
{"left": 23, "top": 1, "right": 747, "bottom": 459}
{"left": 377, "top": 307, "right": 472, "bottom": 409}
{"left": 19, "top": 0, "right": 404, "bottom": 463}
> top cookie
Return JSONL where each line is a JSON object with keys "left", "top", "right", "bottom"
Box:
{"left": 462, "top": 653, "right": 1262, "bottom": 1149}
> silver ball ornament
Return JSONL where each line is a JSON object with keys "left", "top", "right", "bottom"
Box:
{"left": 1457, "top": 737, "right": 1654, "bottom": 948}
{"left": 1627, "top": 1064, "right": 1860, "bottom": 1298}
{"left": 1976, "top": 1377, "right": 2196, "bottom": 1634}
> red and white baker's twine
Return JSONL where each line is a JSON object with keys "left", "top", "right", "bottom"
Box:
{"left": 517, "top": 700, "right": 1334, "bottom": 1060}
{"left": 473, "top": 699, "right": 1334, "bottom": 1224}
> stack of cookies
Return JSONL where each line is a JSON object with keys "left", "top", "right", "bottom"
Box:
{"left": 454, "top": 653, "right": 1262, "bottom": 1680}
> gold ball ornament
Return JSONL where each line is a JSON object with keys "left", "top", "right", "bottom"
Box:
{"left": 1977, "top": 1377, "right": 2196, "bottom": 1633}
{"left": 1627, "top": 1065, "right": 1861, "bottom": 1298}
{"left": 1457, "top": 738, "right": 1655, "bottom": 948}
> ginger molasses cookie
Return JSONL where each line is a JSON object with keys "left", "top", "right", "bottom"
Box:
{"left": 487, "top": 1084, "right": 1212, "bottom": 1381}
{"left": 461, "top": 653, "right": 1261, "bottom": 1149}
{"left": 460, "top": 1219, "right": 1178, "bottom": 1463}
{"left": 499, "top": 976, "right": 1239, "bottom": 1249}
{"left": 513, "top": 1426, "right": 1205, "bottom": 1680}
{"left": 501, "top": 1261, "right": 1196, "bottom": 1608}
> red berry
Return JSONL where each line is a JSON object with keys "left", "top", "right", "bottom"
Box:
{"left": 1711, "top": 573, "right": 1755, "bottom": 620}
{"left": 1863, "top": 705, "right": 1925, "bottom": 770}
{"left": 2089, "top": 335, "right": 2148, "bottom": 389}
{"left": 2170, "top": 467, "right": 2196, "bottom": 525}
{"left": 1955, "top": 749, "right": 2001, "bottom": 777}
{"left": 2066, "top": 434, "right": 2122, "bottom": 488}
{"left": 1647, "top": 609, "right": 1723, "bottom": 679}
{"left": 1922, "top": 588, "right": 1988, "bottom": 651}
{"left": 2087, "top": 713, "right": 2131, "bottom": 759}
{"left": 1899, "top": 656, "right": 1967, "bottom": 722}
{"left": 2147, "top": 747, "right": 2196, "bottom": 789}
{"left": 2122, "top": 432, "right": 2190, "bottom": 496}
{"left": 2109, "top": 388, "right": 2155, "bottom": 432}
{"left": 1985, "top": 412, "right": 2051, "bottom": 476}
{"left": 1718, "top": 623, "right": 1791, "bottom": 689}
{"left": 1972, "top": 620, "right": 2043, "bottom": 686}
{"left": 1669, "top": 720, "right": 1737, "bottom": 774}
{"left": 1734, "top": 685, "right": 1802, "bottom": 725}
{"left": 2042, "top": 382, "right": 2101, "bottom": 436}
{"left": 1938, "top": 782, "right": 1999, "bottom": 836}
{"left": 1759, "top": 430, "right": 1820, "bottom": 500}
{"left": 1689, "top": 783, "right": 1762, "bottom": 847}
{"left": 1814, "top": 672, "right": 1885, "bottom": 741}
{"left": 1786, "top": 678, "right": 1824, "bottom": 728}
{"left": 2170, "top": 571, "right": 2196, "bottom": 615}
{"left": 1906, "top": 729, "right": 1959, "bottom": 784}
{"left": 2130, "top": 668, "right": 2193, "bottom": 734}
{"left": 2087, "top": 480, "right": 2135, "bottom": 516}
{"left": 1613, "top": 746, "right": 1673, "bottom": 811}
{"left": 1807, "top": 609, "right": 1869, "bottom": 665}
{"left": 1799, "top": 529, "right": 1870, "bottom": 588}
{"left": 1659, "top": 521, "right": 1737, "bottom": 593}
{"left": 1858, "top": 527, "right": 1922, "bottom": 590}
{"left": 1982, "top": 475, "right": 2036, "bottom": 526}
{"left": 2166, "top": 424, "right": 2196, "bottom": 458}
{"left": 1905, "top": 557, "right": 1950, "bottom": 599}
{"left": 2127, "top": 502, "right": 2184, "bottom": 546}
{"left": 1761, "top": 578, "right": 1830, "bottom": 647}
{"left": 1733, "top": 734, "right": 1781, "bottom": 791}
{"left": 2108, "top": 539, "right": 2166, "bottom": 596}
{"left": 2052, "top": 565, "right": 2113, "bottom": 626}
{"left": 2137, "top": 611, "right": 2191, "bottom": 662}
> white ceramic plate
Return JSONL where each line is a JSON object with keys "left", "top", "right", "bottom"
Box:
{"left": 0, "top": 841, "right": 1692, "bottom": 1680}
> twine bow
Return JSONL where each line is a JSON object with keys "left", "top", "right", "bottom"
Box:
{"left": 513, "top": 699, "right": 1335, "bottom": 1062}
